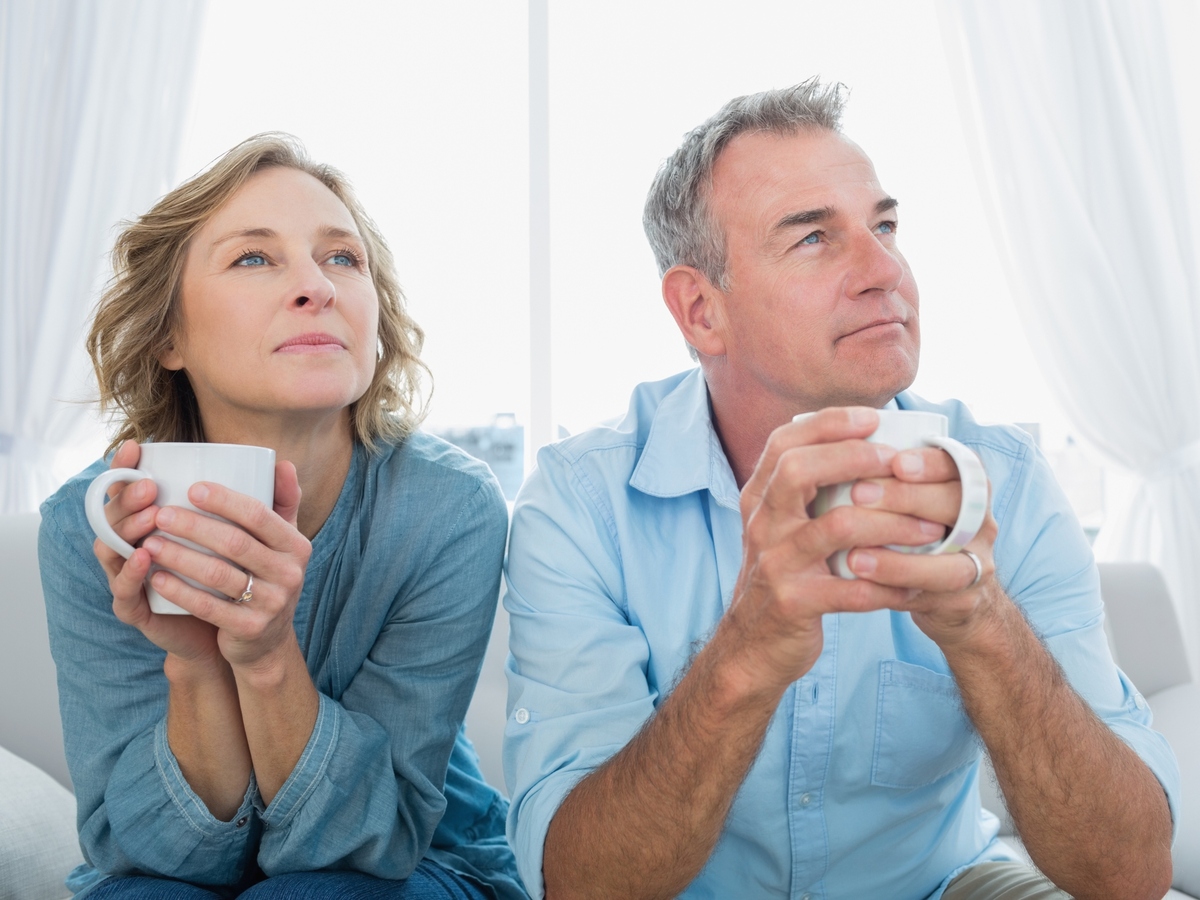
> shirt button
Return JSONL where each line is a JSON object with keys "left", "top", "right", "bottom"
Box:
{"left": 1134, "top": 694, "right": 1146, "bottom": 710}
{"left": 799, "top": 793, "right": 812, "bottom": 807}
{"left": 235, "top": 816, "right": 248, "bottom": 828}
{"left": 801, "top": 894, "right": 813, "bottom": 900}
{"left": 514, "top": 708, "right": 530, "bottom": 724}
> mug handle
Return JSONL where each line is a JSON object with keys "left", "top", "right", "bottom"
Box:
{"left": 84, "top": 468, "right": 147, "bottom": 559}
{"left": 919, "top": 435, "right": 988, "bottom": 554}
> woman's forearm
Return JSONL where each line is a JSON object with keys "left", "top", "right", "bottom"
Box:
{"left": 231, "top": 638, "right": 320, "bottom": 806}
{"left": 164, "top": 653, "right": 253, "bottom": 821}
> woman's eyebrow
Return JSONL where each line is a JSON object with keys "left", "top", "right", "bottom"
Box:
{"left": 211, "top": 226, "right": 276, "bottom": 249}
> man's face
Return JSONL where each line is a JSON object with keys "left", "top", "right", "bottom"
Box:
{"left": 705, "top": 128, "right": 920, "bottom": 412}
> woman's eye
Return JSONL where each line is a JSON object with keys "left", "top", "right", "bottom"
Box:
{"left": 234, "top": 252, "right": 267, "bottom": 267}
{"left": 330, "top": 253, "right": 355, "bottom": 267}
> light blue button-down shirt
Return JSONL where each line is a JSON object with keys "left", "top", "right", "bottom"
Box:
{"left": 503, "top": 368, "right": 1179, "bottom": 900}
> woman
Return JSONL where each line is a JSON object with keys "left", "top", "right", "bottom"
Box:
{"left": 38, "top": 134, "right": 525, "bottom": 900}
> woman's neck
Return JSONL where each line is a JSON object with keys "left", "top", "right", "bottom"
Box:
{"left": 201, "top": 409, "right": 356, "bottom": 540}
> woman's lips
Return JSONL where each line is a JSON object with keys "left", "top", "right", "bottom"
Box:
{"left": 275, "top": 332, "right": 346, "bottom": 353}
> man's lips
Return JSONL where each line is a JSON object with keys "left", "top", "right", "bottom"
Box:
{"left": 274, "top": 332, "right": 347, "bottom": 352}
{"left": 838, "top": 318, "right": 906, "bottom": 340}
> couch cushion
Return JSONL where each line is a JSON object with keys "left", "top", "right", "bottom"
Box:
{"left": 1150, "top": 682, "right": 1200, "bottom": 897}
{"left": 0, "top": 744, "right": 82, "bottom": 900}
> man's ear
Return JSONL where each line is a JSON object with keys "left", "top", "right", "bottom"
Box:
{"left": 662, "top": 265, "right": 726, "bottom": 358}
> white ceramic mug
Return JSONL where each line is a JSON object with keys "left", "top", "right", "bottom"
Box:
{"left": 85, "top": 443, "right": 276, "bottom": 614}
{"left": 793, "top": 410, "right": 988, "bottom": 579}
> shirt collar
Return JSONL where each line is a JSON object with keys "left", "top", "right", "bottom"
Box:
{"left": 629, "top": 368, "right": 741, "bottom": 510}
{"left": 628, "top": 369, "right": 903, "bottom": 511}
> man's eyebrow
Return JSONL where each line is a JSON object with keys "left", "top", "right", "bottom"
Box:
{"left": 773, "top": 207, "right": 835, "bottom": 232}
{"left": 210, "top": 225, "right": 364, "bottom": 249}
{"left": 772, "top": 197, "right": 900, "bottom": 234}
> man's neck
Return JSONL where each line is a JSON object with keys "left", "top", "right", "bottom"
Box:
{"left": 702, "top": 363, "right": 896, "bottom": 489}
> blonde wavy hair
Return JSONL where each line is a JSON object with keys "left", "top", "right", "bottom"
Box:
{"left": 88, "top": 132, "right": 429, "bottom": 454}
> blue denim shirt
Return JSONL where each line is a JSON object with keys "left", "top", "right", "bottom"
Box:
{"left": 503, "top": 368, "right": 1180, "bottom": 900}
{"left": 40, "top": 433, "right": 526, "bottom": 900}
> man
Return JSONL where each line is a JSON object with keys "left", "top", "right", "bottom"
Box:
{"left": 502, "top": 80, "right": 1179, "bottom": 899}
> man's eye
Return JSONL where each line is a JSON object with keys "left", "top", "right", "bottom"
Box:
{"left": 234, "top": 252, "right": 267, "bottom": 267}
{"left": 877, "top": 221, "right": 897, "bottom": 235}
{"left": 800, "top": 231, "right": 821, "bottom": 245}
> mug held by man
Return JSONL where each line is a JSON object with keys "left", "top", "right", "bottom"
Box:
{"left": 795, "top": 409, "right": 988, "bottom": 579}
{"left": 85, "top": 442, "right": 275, "bottom": 614}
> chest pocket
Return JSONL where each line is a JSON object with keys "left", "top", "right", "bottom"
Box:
{"left": 871, "top": 659, "right": 979, "bottom": 790}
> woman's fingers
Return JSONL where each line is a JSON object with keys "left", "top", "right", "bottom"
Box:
{"left": 109, "top": 546, "right": 153, "bottom": 628}
{"left": 143, "top": 535, "right": 254, "bottom": 603}
{"left": 273, "top": 462, "right": 302, "bottom": 528}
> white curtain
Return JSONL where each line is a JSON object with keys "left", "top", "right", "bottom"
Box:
{"left": 938, "top": 0, "right": 1200, "bottom": 676}
{"left": 0, "top": 0, "right": 205, "bottom": 513}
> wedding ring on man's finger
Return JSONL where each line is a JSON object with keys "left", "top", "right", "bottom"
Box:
{"left": 233, "top": 573, "right": 254, "bottom": 603}
{"left": 961, "top": 550, "right": 983, "bottom": 589}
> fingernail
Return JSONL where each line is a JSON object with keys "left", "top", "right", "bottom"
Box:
{"left": 851, "top": 408, "right": 877, "bottom": 427}
{"left": 158, "top": 507, "right": 176, "bottom": 525}
{"left": 876, "top": 445, "right": 897, "bottom": 465}
{"left": 852, "top": 481, "right": 883, "bottom": 504}
{"left": 919, "top": 519, "right": 944, "bottom": 536}
{"left": 143, "top": 536, "right": 163, "bottom": 554}
{"left": 898, "top": 452, "right": 924, "bottom": 476}
{"left": 152, "top": 572, "right": 167, "bottom": 588}
{"left": 191, "top": 483, "right": 210, "bottom": 502}
{"left": 851, "top": 551, "right": 877, "bottom": 575}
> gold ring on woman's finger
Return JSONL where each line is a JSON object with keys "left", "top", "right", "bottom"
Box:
{"left": 233, "top": 573, "right": 253, "bottom": 603}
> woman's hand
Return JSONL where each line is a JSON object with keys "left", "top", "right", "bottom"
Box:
{"left": 94, "top": 440, "right": 222, "bottom": 665}
{"left": 140, "top": 461, "right": 312, "bottom": 672}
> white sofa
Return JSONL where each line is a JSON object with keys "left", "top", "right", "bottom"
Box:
{"left": 978, "top": 562, "right": 1199, "bottom": 899}
{"left": 3, "top": 511, "right": 1196, "bottom": 897}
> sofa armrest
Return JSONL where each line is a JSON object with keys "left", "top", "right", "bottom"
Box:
{"left": 0, "top": 745, "right": 81, "bottom": 900}
{"left": 1148, "top": 682, "right": 1200, "bottom": 898}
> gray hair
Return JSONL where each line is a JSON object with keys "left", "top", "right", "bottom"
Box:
{"left": 643, "top": 78, "right": 848, "bottom": 292}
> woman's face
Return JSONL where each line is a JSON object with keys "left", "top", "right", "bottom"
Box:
{"left": 164, "top": 167, "right": 380, "bottom": 436}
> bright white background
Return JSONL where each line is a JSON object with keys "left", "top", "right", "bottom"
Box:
{"left": 65, "top": 0, "right": 1184, "bottom": 523}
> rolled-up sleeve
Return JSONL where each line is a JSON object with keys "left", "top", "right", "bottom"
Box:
{"left": 254, "top": 476, "right": 509, "bottom": 877}
{"left": 40, "top": 478, "right": 259, "bottom": 885}
{"left": 503, "top": 445, "right": 656, "bottom": 899}
{"left": 982, "top": 431, "right": 1182, "bottom": 837}
{"left": 41, "top": 462, "right": 511, "bottom": 886}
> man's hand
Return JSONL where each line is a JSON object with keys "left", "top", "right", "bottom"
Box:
{"left": 721, "top": 406, "right": 970, "bottom": 692}
{"left": 844, "top": 445, "right": 1000, "bottom": 649}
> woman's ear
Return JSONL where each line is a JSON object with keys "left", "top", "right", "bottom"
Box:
{"left": 159, "top": 342, "right": 184, "bottom": 371}
{"left": 661, "top": 265, "right": 726, "bottom": 358}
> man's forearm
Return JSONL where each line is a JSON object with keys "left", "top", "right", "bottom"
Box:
{"left": 542, "top": 624, "right": 786, "bottom": 900}
{"left": 944, "top": 588, "right": 1173, "bottom": 900}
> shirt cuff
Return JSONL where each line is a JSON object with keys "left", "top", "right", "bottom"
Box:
{"left": 154, "top": 718, "right": 258, "bottom": 835}
{"left": 256, "top": 691, "right": 340, "bottom": 829}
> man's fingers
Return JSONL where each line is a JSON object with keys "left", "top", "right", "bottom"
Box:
{"left": 850, "top": 477, "right": 962, "bottom": 527}
{"left": 742, "top": 407, "right": 881, "bottom": 515}
{"left": 800, "top": 507, "right": 947, "bottom": 558}
{"left": 845, "top": 545, "right": 992, "bottom": 592}
{"left": 891, "top": 447, "right": 960, "bottom": 483}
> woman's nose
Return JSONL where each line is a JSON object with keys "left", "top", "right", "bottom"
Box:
{"left": 290, "top": 258, "right": 336, "bottom": 310}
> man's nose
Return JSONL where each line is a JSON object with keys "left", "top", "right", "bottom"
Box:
{"left": 846, "top": 230, "right": 904, "bottom": 297}
{"left": 289, "top": 258, "right": 336, "bottom": 311}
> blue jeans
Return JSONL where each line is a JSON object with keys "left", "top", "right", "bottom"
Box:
{"left": 86, "top": 861, "right": 491, "bottom": 900}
